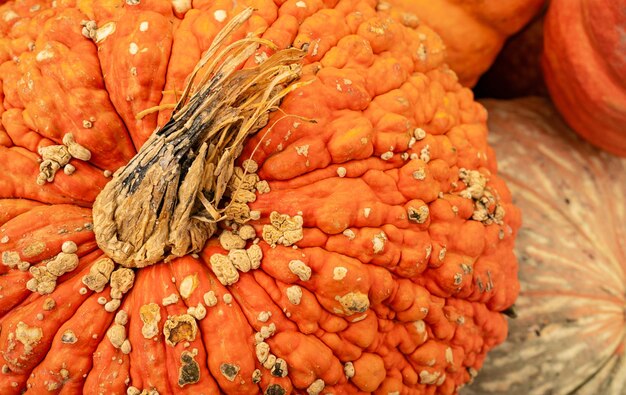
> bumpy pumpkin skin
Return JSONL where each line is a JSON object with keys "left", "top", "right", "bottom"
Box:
{"left": 0, "top": 1, "right": 520, "bottom": 394}
{"left": 384, "top": 0, "right": 545, "bottom": 87}
{"left": 542, "top": 0, "right": 626, "bottom": 157}
{"left": 465, "top": 98, "right": 626, "bottom": 395}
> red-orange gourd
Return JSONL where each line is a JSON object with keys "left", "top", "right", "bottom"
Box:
{"left": 384, "top": 0, "right": 546, "bottom": 87}
{"left": 542, "top": 0, "right": 626, "bottom": 157}
{"left": 465, "top": 98, "right": 626, "bottom": 394}
{"left": 0, "top": 1, "right": 520, "bottom": 394}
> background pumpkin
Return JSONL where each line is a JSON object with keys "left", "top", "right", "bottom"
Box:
{"left": 542, "top": 0, "right": 626, "bottom": 157}
{"left": 0, "top": 0, "right": 521, "bottom": 394}
{"left": 383, "top": 0, "right": 546, "bottom": 87}
{"left": 464, "top": 97, "right": 626, "bottom": 395}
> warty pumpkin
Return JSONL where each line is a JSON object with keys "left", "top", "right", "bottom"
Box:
{"left": 381, "top": 0, "right": 546, "bottom": 87}
{"left": 464, "top": 98, "right": 626, "bottom": 395}
{"left": 0, "top": 0, "right": 521, "bottom": 394}
{"left": 542, "top": 0, "right": 626, "bottom": 157}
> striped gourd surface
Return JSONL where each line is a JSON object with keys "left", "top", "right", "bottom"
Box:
{"left": 464, "top": 98, "right": 626, "bottom": 395}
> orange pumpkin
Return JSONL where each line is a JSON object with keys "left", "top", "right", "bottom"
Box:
{"left": 383, "top": 0, "right": 546, "bottom": 87}
{"left": 466, "top": 98, "right": 626, "bottom": 394}
{"left": 0, "top": 0, "right": 520, "bottom": 394}
{"left": 543, "top": 0, "right": 626, "bottom": 156}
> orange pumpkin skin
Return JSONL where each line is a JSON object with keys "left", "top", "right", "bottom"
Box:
{"left": 465, "top": 98, "right": 626, "bottom": 394}
{"left": 384, "top": 0, "right": 545, "bottom": 87}
{"left": 0, "top": 0, "right": 520, "bottom": 394}
{"left": 542, "top": 0, "right": 626, "bottom": 157}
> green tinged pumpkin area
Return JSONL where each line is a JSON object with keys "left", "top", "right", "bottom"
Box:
{"left": 0, "top": 0, "right": 623, "bottom": 395}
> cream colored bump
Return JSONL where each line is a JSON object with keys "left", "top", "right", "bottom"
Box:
{"left": 295, "top": 145, "right": 309, "bottom": 157}
{"left": 61, "top": 330, "right": 78, "bottom": 344}
{"left": 380, "top": 151, "right": 393, "bottom": 161}
{"left": 259, "top": 323, "right": 276, "bottom": 340}
{"left": 286, "top": 285, "right": 303, "bottom": 305}
{"left": 0, "top": 236, "right": 8, "bottom": 244}
{"left": 414, "top": 128, "right": 427, "bottom": 140}
{"left": 129, "top": 42, "right": 139, "bottom": 55}
{"left": 140, "top": 303, "right": 161, "bottom": 339}
{"left": 333, "top": 266, "right": 348, "bottom": 280}
{"left": 14, "top": 322, "right": 42, "bottom": 356}
{"left": 210, "top": 254, "right": 239, "bottom": 285}
{"left": 336, "top": 167, "right": 347, "bottom": 177}
{"left": 171, "top": 0, "right": 191, "bottom": 14}
{"left": 179, "top": 274, "right": 198, "bottom": 299}
{"left": 106, "top": 323, "right": 126, "bottom": 348}
{"left": 3, "top": 10, "right": 18, "bottom": 22}
{"left": 214, "top": 9, "right": 227, "bottom": 22}
{"left": 238, "top": 225, "right": 256, "bottom": 240}
{"left": 139, "top": 21, "right": 149, "bottom": 32}
{"left": 63, "top": 164, "right": 75, "bottom": 175}
{"left": 62, "top": 133, "right": 91, "bottom": 161}
{"left": 439, "top": 247, "right": 446, "bottom": 262}
{"left": 27, "top": 267, "right": 57, "bottom": 294}
{"left": 296, "top": 0, "right": 306, "bottom": 7}
{"left": 342, "top": 229, "right": 356, "bottom": 240}
{"left": 408, "top": 205, "right": 429, "bottom": 224}
{"left": 2, "top": 251, "right": 21, "bottom": 269}
{"left": 228, "top": 249, "right": 252, "bottom": 272}
{"left": 416, "top": 43, "right": 427, "bottom": 62}
{"left": 219, "top": 230, "right": 246, "bottom": 250}
{"left": 115, "top": 310, "right": 129, "bottom": 325}
{"left": 61, "top": 241, "right": 78, "bottom": 254}
{"left": 362, "top": 209, "right": 372, "bottom": 220}
{"left": 372, "top": 232, "right": 387, "bottom": 254}
{"left": 246, "top": 244, "right": 263, "bottom": 271}
{"left": 262, "top": 212, "right": 303, "bottom": 247}
{"left": 344, "top": 362, "right": 355, "bottom": 378}
{"left": 257, "top": 311, "right": 271, "bottom": 322}
{"left": 307, "top": 379, "right": 325, "bottom": 395}
{"left": 223, "top": 293, "right": 233, "bottom": 304}
{"left": 187, "top": 302, "right": 206, "bottom": 320}
{"left": 262, "top": 354, "right": 276, "bottom": 370}
{"left": 82, "top": 257, "right": 115, "bottom": 292}
{"left": 255, "top": 342, "right": 270, "bottom": 363}
{"left": 95, "top": 22, "right": 116, "bottom": 43}
{"left": 288, "top": 259, "right": 311, "bottom": 281}
{"left": 412, "top": 168, "right": 426, "bottom": 180}
{"left": 445, "top": 347, "right": 454, "bottom": 364}
{"left": 105, "top": 298, "right": 121, "bottom": 312}
{"left": 255, "top": 180, "right": 270, "bottom": 194}
{"left": 35, "top": 48, "right": 54, "bottom": 62}
{"left": 419, "top": 370, "right": 440, "bottom": 385}
{"left": 110, "top": 268, "right": 135, "bottom": 299}
{"left": 120, "top": 339, "right": 132, "bottom": 354}
{"left": 242, "top": 159, "right": 258, "bottom": 173}
{"left": 203, "top": 291, "right": 218, "bottom": 307}
{"left": 419, "top": 145, "right": 431, "bottom": 163}
{"left": 162, "top": 293, "right": 179, "bottom": 306}
{"left": 335, "top": 292, "right": 370, "bottom": 315}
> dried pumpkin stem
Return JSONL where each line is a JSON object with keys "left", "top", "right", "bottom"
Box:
{"left": 92, "top": 8, "right": 308, "bottom": 268}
